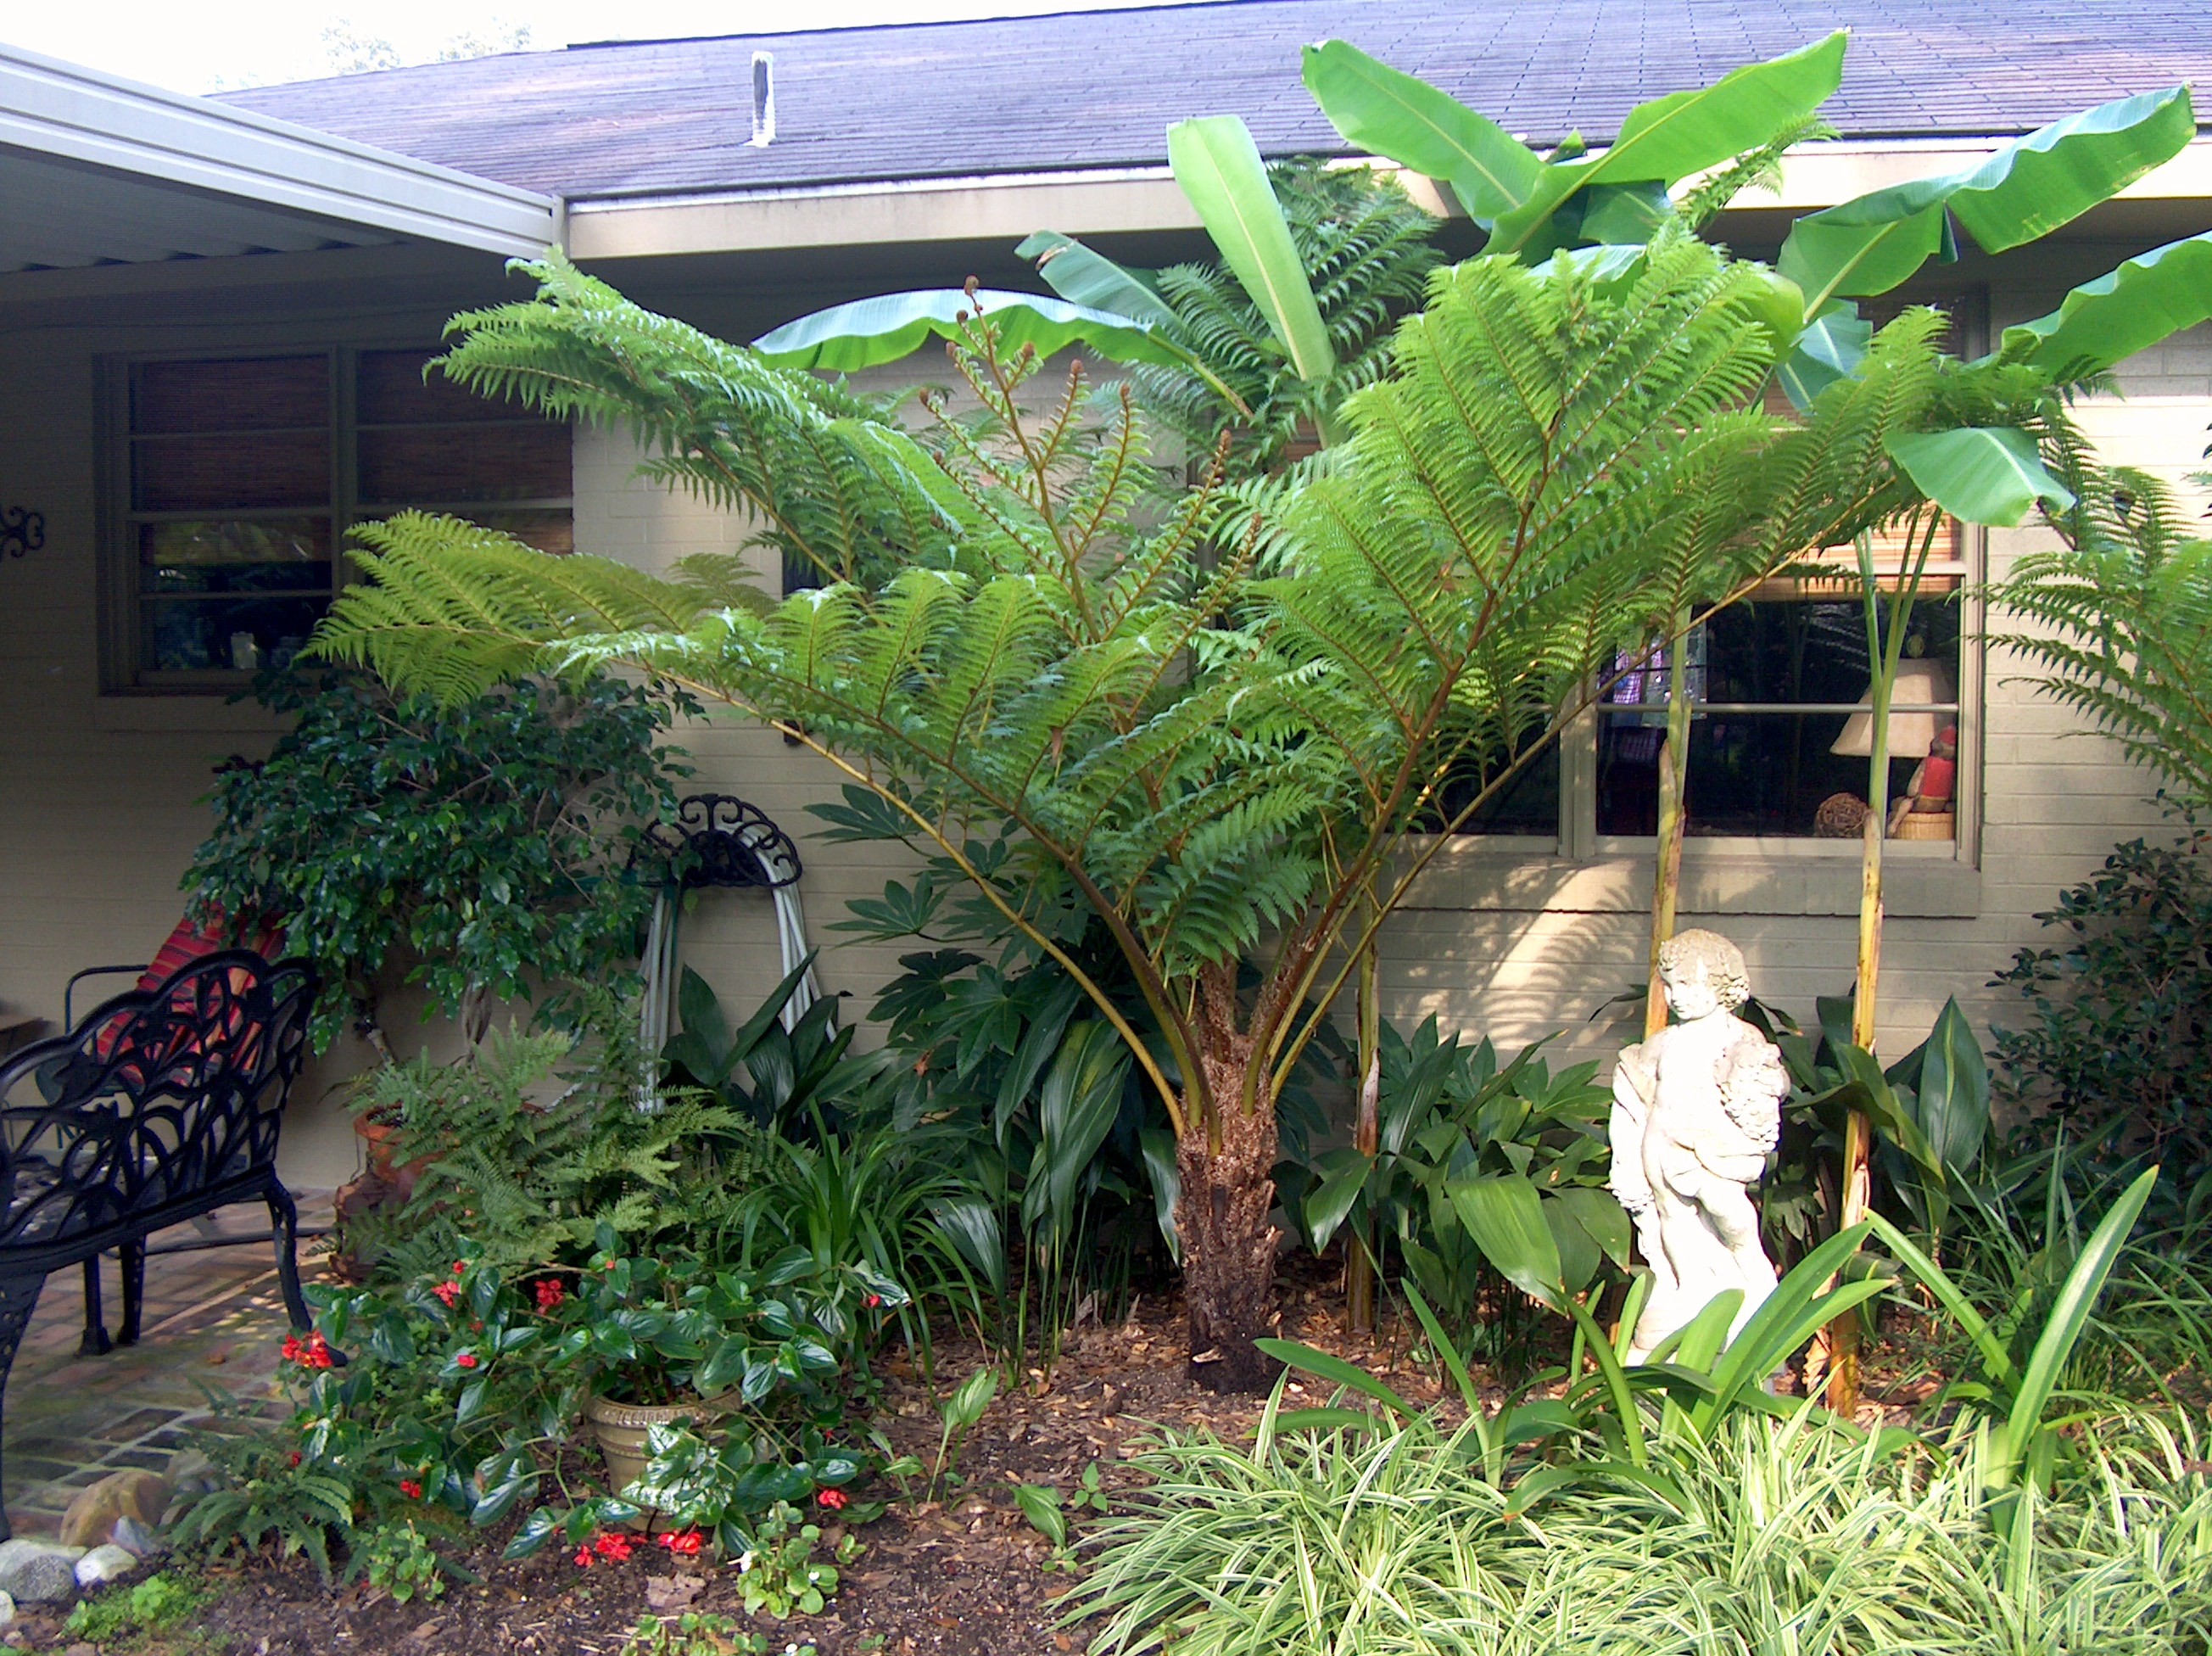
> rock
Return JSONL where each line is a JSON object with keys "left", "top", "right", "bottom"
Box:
{"left": 74, "top": 1547, "right": 137, "bottom": 1589}
{"left": 59, "top": 1470, "right": 172, "bottom": 1550}
{"left": 66, "top": 1643, "right": 98, "bottom": 1656}
{"left": 110, "top": 1516, "right": 165, "bottom": 1561}
{"left": 0, "top": 1589, "right": 14, "bottom": 1625}
{"left": 645, "top": 1575, "right": 705, "bottom": 1612}
{"left": 165, "top": 1451, "right": 220, "bottom": 1504}
{"left": 0, "top": 1541, "right": 81, "bottom": 1604}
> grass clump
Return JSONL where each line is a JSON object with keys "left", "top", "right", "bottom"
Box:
{"left": 1074, "top": 1408, "right": 2212, "bottom": 1655}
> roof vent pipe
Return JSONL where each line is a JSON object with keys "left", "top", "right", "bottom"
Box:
{"left": 750, "top": 53, "right": 774, "bottom": 148}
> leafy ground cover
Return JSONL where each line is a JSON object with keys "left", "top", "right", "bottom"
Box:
{"left": 46, "top": 1258, "right": 2086, "bottom": 1656}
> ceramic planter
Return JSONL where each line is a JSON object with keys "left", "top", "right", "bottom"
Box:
{"left": 584, "top": 1391, "right": 730, "bottom": 1530}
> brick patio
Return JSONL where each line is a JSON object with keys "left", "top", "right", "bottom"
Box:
{"left": 1, "top": 1194, "right": 334, "bottom": 1539}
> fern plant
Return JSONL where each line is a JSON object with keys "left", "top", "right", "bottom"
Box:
{"left": 1998, "top": 450, "right": 2212, "bottom": 812}
{"left": 349, "top": 993, "right": 753, "bottom": 1278}
{"left": 307, "top": 232, "right": 2020, "bottom": 1389}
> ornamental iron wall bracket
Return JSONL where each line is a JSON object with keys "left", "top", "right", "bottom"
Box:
{"left": 639, "top": 793, "right": 802, "bottom": 891}
{"left": 0, "top": 507, "right": 42, "bottom": 561}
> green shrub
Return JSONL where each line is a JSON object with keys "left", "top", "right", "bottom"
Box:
{"left": 1989, "top": 827, "right": 2212, "bottom": 1184}
{"left": 188, "top": 666, "right": 690, "bottom": 1049}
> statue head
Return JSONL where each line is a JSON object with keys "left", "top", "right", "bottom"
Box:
{"left": 1656, "top": 928, "right": 1751, "bottom": 1020}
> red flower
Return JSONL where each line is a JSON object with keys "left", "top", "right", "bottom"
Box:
{"left": 282, "top": 1332, "right": 335, "bottom": 1369}
{"left": 865, "top": 1294, "right": 883, "bottom": 1310}
{"left": 399, "top": 1479, "right": 423, "bottom": 1500}
{"left": 288, "top": 1451, "right": 303, "bottom": 1468}
{"left": 455, "top": 1351, "right": 480, "bottom": 1369}
{"left": 658, "top": 1529, "right": 705, "bottom": 1557}
{"left": 534, "top": 1278, "right": 567, "bottom": 1312}
{"left": 593, "top": 1531, "right": 634, "bottom": 1562}
{"left": 601, "top": 1260, "right": 618, "bottom": 1272}
{"left": 431, "top": 1280, "right": 463, "bottom": 1309}
{"left": 470, "top": 1319, "right": 484, "bottom": 1333}
{"left": 816, "top": 1487, "right": 850, "bottom": 1511}
{"left": 573, "top": 1545, "right": 595, "bottom": 1569}
{"left": 451, "top": 1262, "right": 468, "bottom": 1278}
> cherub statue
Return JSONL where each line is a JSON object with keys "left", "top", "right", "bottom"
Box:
{"left": 1608, "top": 929, "right": 1788, "bottom": 1362}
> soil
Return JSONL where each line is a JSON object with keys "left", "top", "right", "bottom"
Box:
{"left": 32, "top": 1259, "right": 1945, "bottom": 1656}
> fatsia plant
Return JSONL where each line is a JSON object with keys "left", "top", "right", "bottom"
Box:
{"left": 308, "top": 232, "right": 2017, "bottom": 1389}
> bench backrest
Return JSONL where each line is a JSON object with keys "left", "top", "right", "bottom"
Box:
{"left": 0, "top": 952, "right": 315, "bottom": 1250}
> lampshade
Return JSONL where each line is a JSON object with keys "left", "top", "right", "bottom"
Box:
{"left": 1830, "top": 657, "right": 1955, "bottom": 758}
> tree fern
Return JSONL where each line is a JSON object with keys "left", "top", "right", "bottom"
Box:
{"left": 1999, "top": 445, "right": 2212, "bottom": 809}
{"left": 314, "top": 231, "right": 2021, "bottom": 1386}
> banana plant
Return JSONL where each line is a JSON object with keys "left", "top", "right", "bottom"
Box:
{"left": 1299, "top": 32, "right": 2211, "bottom": 422}
{"left": 754, "top": 113, "right": 1334, "bottom": 428}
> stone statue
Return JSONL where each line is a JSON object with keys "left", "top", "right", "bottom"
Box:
{"left": 1608, "top": 929, "right": 1789, "bottom": 1362}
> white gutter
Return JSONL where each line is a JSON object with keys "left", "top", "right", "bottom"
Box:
{"left": 566, "top": 135, "right": 2212, "bottom": 262}
{"left": 0, "top": 41, "right": 561, "bottom": 259}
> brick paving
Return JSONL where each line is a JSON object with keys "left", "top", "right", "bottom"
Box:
{"left": 0, "top": 1194, "right": 334, "bottom": 1538}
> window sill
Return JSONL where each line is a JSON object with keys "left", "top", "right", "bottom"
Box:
{"left": 1396, "top": 841, "right": 1979, "bottom": 919}
{"left": 92, "top": 691, "right": 283, "bottom": 736}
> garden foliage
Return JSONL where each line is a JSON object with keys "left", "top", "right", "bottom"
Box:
{"left": 1990, "top": 827, "right": 2212, "bottom": 1181}
{"left": 190, "top": 664, "right": 687, "bottom": 1049}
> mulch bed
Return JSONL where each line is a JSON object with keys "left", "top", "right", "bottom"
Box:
{"left": 29, "top": 1258, "right": 1947, "bottom": 1656}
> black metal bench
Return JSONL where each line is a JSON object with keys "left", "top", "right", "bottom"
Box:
{"left": 0, "top": 950, "right": 316, "bottom": 1538}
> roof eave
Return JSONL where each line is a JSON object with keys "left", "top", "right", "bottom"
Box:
{"left": 0, "top": 42, "right": 562, "bottom": 260}
{"left": 565, "top": 134, "right": 2212, "bottom": 262}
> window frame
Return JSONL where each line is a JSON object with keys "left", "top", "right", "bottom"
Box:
{"left": 99, "top": 339, "right": 574, "bottom": 694}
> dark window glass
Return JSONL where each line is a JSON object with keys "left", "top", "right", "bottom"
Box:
{"left": 123, "top": 350, "right": 572, "bottom": 683}
{"left": 1429, "top": 742, "right": 1561, "bottom": 837}
{"left": 1596, "top": 597, "right": 1962, "bottom": 840}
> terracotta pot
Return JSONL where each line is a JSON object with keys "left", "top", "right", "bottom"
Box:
{"left": 584, "top": 1391, "right": 731, "bottom": 1530}
{"left": 354, "top": 1111, "right": 403, "bottom": 1178}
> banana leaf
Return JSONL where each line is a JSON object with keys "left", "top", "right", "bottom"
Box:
{"left": 1166, "top": 115, "right": 1336, "bottom": 384}
{"left": 1488, "top": 32, "right": 1846, "bottom": 255}
{"left": 1014, "top": 231, "right": 1176, "bottom": 327}
{"left": 1300, "top": 38, "right": 1543, "bottom": 224}
{"left": 2001, "top": 229, "right": 2212, "bottom": 381}
{"left": 1883, "top": 427, "right": 2076, "bottom": 528}
{"left": 1779, "top": 87, "right": 2192, "bottom": 315}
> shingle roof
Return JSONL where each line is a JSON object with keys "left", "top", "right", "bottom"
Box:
{"left": 219, "top": 0, "right": 2212, "bottom": 202}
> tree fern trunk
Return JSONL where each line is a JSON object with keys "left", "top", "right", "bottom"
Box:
{"left": 1176, "top": 971, "right": 1282, "bottom": 1392}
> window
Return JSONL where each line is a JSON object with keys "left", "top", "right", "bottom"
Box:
{"left": 115, "top": 349, "right": 571, "bottom": 687}
{"left": 1595, "top": 523, "right": 1968, "bottom": 842}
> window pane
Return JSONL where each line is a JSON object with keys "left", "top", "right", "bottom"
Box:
{"left": 1428, "top": 743, "right": 1560, "bottom": 836}
{"left": 140, "top": 595, "right": 330, "bottom": 674}
{"left": 356, "top": 423, "right": 572, "bottom": 506}
{"left": 1699, "top": 600, "right": 1960, "bottom": 707}
{"left": 357, "top": 349, "right": 524, "bottom": 424}
{"left": 1598, "top": 711, "right": 1954, "bottom": 838}
{"left": 355, "top": 508, "right": 575, "bottom": 557}
{"left": 133, "top": 431, "right": 331, "bottom": 512}
{"left": 140, "top": 518, "right": 331, "bottom": 593}
{"left": 131, "top": 355, "right": 327, "bottom": 435}
{"left": 461, "top": 509, "right": 575, "bottom": 556}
